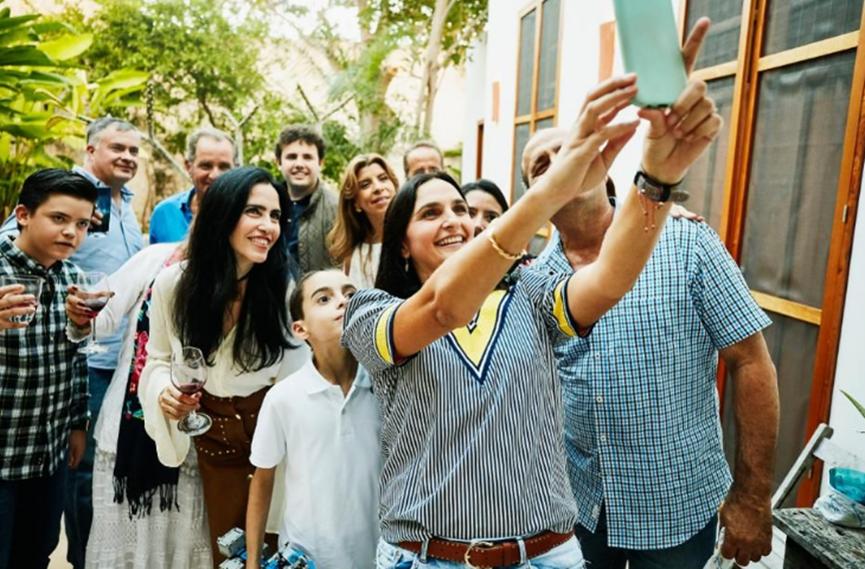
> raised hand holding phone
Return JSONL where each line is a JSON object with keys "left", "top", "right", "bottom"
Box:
{"left": 638, "top": 18, "right": 722, "bottom": 186}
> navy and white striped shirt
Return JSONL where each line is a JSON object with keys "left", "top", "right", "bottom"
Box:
{"left": 533, "top": 218, "right": 771, "bottom": 549}
{"left": 343, "top": 271, "right": 581, "bottom": 543}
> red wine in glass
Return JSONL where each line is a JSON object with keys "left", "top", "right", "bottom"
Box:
{"left": 170, "top": 346, "right": 212, "bottom": 436}
{"left": 83, "top": 296, "right": 109, "bottom": 314}
{"left": 175, "top": 380, "right": 205, "bottom": 395}
{"left": 78, "top": 271, "right": 110, "bottom": 355}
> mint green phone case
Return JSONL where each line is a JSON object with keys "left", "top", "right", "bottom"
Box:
{"left": 613, "top": 0, "right": 688, "bottom": 108}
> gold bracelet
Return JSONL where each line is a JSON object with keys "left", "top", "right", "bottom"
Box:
{"left": 486, "top": 221, "right": 523, "bottom": 261}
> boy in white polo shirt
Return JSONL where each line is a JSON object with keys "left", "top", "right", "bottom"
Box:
{"left": 245, "top": 270, "right": 380, "bottom": 569}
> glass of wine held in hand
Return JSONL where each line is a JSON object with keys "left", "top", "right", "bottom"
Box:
{"left": 77, "top": 271, "right": 111, "bottom": 354}
{"left": 0, "top": 275, "right": 43, "bottom": 326}
{"left": 171, "top": 346, "right": 212, "bottom": 436}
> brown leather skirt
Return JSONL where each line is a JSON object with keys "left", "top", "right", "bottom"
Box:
{"left": 194, "top": 386, "right": 273, "bottom": 567}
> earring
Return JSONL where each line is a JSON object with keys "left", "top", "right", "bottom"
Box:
{"left": 355, "top": 206, "right": 362, "bottom": 213}
{"left": 404, "top": 257, "right": 410, "bottom": 273}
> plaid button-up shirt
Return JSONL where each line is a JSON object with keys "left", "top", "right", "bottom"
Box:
{"left": 533, "top": 218, "right": 771, "bottom": 549}
{"left": 0, "top": 236, "right": 88, "bottom": 480}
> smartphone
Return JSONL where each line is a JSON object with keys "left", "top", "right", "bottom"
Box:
{"left": 89, "top": 184, "right": 111, "bottom": 233}
{"left": 613, "top": 0, "right": 688, "bottom": 108}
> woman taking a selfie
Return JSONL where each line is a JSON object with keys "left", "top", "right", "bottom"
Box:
{"left": 343, "top": 73, "right": 721, "bottom": 569}
{"left": 139, "top": 167, "right": 308, "bottom": 566}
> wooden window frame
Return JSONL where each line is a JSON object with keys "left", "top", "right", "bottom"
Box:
{"left": 476, "top": 120, "right": 485, "bottom": 179}
{"left": 511, "top": 0, "right": 563, "bottom": 203}
{"left": 679, "top": 0, "right": 865, "bottom": 506}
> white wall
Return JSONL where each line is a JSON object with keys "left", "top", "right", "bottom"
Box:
{"left": 462, "top": 0, "right": 523, "bottom": 194}
{"left": 460, "top": 38, "right": 488, "bottom": 182}
{"left": 461, "top": 1, "right": 679, "bottom": 199}
{"left": 825, "top": 172, "right": 865, "bottom": 477}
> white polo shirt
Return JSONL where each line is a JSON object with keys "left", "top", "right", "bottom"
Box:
{"left": 250, "top": 359, "right": 381, "bottom": 569}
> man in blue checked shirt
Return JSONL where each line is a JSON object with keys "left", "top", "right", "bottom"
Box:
{"left": 0, "top": 117, "right": 145, "bottom": 569}
{"left": 522, "top": 21, "right": 779, "bottom": 569}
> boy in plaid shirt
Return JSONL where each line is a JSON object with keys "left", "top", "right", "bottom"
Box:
{"left": 0, "top": 169, "right": 97, "bottom": 569}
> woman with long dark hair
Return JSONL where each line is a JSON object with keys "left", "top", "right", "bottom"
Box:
{"left": 343, "top": 75, "right": 722, "bottom": 568}
{"left": 327, "top": 153, "right": 398, "bottom": 288}
{"left": 139, "top": 167, "right": 308, "bottom": 566}
{"left": 461, "top": 178, "right": 509, "bottom": 236}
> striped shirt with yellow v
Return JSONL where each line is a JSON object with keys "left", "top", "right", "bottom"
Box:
{"left": 342, "top": 269, "right": 584, "bottom": 544}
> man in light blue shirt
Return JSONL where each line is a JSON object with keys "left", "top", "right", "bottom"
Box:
{"left": 521, "top": 115, "right": 779, "bottom": 569}
{"left": 149, "top": 127, "right": 236, "bottom": 243}
{"left": 0, "top": 117, "right": 145, "bottom": 569}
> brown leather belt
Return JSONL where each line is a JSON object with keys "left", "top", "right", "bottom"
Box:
{"left": 399, "top": 530, "right": 573, "bottom": 568}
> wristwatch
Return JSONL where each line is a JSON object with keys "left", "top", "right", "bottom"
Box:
{"left": 633, "top": 170, "right": 690, "bottom": 203}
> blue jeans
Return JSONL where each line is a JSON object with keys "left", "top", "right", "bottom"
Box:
{"left": 573, "top": 507, "right": 717, "bottom": 569}
{"left": 63, "top": 366, "right": 112, "bottom": 569}
{"left": 375, "top": 536, "right": 585, "bottom": 569}
{"left": 0, "top": 466, "right": 67, "bottom": 569}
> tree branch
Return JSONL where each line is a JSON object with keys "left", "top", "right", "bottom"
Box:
{"left": 296, "top": 85, "right": 321, "bottom": 121}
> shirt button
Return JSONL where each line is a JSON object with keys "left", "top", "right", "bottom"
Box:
{"left": 599, "top": 434, "right": 607, "bottom": 444}
{"left": 592, "top": 505, "right": 600, "bottom": 519}
{"left": 595, "top": 395, "right": 603, "bottom": 404}
{"left": 594, "top": 352, "right": 601, "bottom": 359}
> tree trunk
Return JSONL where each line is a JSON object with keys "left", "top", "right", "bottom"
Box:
{"left": 414, "top": 0, "right": 451, "bottom": 136}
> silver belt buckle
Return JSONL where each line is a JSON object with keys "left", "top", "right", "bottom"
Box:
{"left": 464, "top": 539, "right": 495, "bottom": 569}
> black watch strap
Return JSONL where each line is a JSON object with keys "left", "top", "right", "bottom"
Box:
{"left": 634, "top": 171, "right": 689, "bottom": 203}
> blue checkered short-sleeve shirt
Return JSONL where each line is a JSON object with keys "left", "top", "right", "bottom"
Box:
{"left": 533, "top": 218, "right": 771, "bottom": 549}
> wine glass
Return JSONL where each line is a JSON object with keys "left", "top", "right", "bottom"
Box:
{"left": 170, "top": 346, "right": 212, "bottom": 436}
{"left": 77, "top": 271, "right": 110, "bottom": 354}
{"left": 0, "top": 275, "right": 43, "bottom": 325}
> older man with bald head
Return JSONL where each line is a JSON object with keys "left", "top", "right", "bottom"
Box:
{"left": 523, "top": 20, "right": 779, "bottom": 569}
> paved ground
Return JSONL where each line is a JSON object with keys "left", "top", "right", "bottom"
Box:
{"left": 48, "top": 518, "right": 71, "bottom": 569}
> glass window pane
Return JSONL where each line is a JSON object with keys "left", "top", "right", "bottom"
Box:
{"left": 741, "top": 51, "right": 855, "bottom": 307}
{"left": 679, "top": 76, "right": 735, "bottom": 231}
{"left": 517, "top": 10, "right": 537, "bottom": 117}
{"left": 536, "top": 0, "right": 560, "bottom": 112}
{"left": 763, "top": 0, "right": 862, "bottom": 55}
{"left": 535, "top": 117, "right": 555, "bottom": 131}
{"left": 687, "top": 0, "right": 744, "bottom": 69}
{"left": 722, "top": 311, "right": 818, "bottom": 506}
{"left": 512, "top": 123, "right": 531, "bottom": 202}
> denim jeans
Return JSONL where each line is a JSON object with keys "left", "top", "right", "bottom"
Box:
{"left": 573, "top": 507, "right": 717, "bottom": 569}
{"left": 375, "top": 536, "right": 585, "bottom": 569}
{"left": 63, "top": 366, "right": 112, "bottom": 569}
{"left": 0, "top": 466, "right": 67, "bottom": 569}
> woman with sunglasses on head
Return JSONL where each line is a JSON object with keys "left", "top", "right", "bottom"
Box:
{"left": 139, "top": 167, "right": 309, "bottom": 567}
{"left": 328, "top": 153, "right": 399, "bottom": 289}
{"left": 342, "top": 74, "right": 722, "bottom": 569}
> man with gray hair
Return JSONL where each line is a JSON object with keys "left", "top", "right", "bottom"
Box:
{"left": 149, "top": 126, "right": 237, "bottom": 243}
{"left": 403, "top": 140, "right": 444, "bottom": 178}
{"left": 0, "top": 115, "right": 146, "bottom": 569}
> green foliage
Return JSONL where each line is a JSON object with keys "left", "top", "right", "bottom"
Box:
{"left": 0, "top": 2, "right": 146, "bottom": 215}
{"left": 66, "top": 0, "right": 269, "bottom": 157}
{"left": 842, "top": 390, "right": 865, "bottom": 423}
{"left": 256, "top": 0, "right": 488, "bottom": 155}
